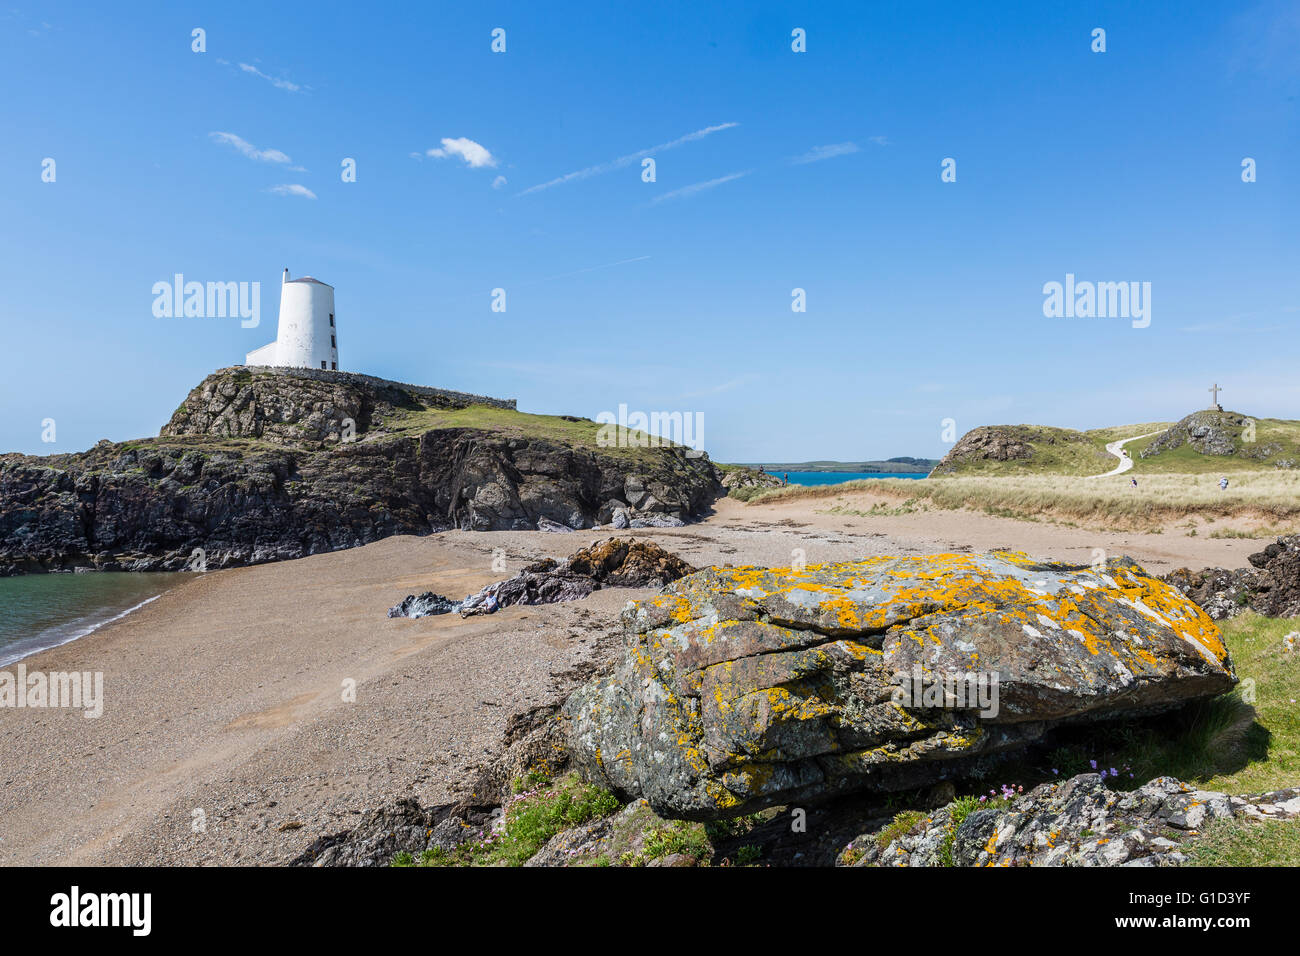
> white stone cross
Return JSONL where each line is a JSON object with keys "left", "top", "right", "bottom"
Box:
{"left": 1209, "top": 383, "right": 1222, "bottom": 407}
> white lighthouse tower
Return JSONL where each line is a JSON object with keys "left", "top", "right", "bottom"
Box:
{"left": 245, "top": 269, "right": 339, "bottom": 370}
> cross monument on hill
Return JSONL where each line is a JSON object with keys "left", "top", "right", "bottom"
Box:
{"left": 1208, "top": 382, "right": 1223, "bottom": 410}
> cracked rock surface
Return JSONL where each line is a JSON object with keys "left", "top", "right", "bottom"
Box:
{"left": 563, "top": 551, "right": 1236, "bottom": 819}
{"left": 842, "top": 772, "right": 1300, "bottom": 867}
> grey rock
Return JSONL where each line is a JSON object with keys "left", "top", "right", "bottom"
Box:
{"left": 629, "top": 514, "right": 685, "bottom": 528}
{"left": 564, "top": 551, "right": 1236, "bottom": 820}
{"left": 843, "top": 773, "right": 1300, "bottom": 867}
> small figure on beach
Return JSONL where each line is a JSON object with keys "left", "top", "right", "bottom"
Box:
{"left": 783, "top": 472, "right": 788, "bottom": 486}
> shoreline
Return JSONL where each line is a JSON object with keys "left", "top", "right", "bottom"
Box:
{"left": 0, "top": 593, "right": 163, "bottom": 668}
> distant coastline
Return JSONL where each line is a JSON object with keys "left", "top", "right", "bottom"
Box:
{"left": 779, "top": 471, "right": 927, "bottom": 487}
{"left": 734, "top": 458, "right": 936, "bottom": 475}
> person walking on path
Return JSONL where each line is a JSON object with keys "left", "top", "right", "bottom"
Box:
{"left": 1219, "top": 476, "right": 1229, "bottom": 491}
{"left": 1131, "top": 477, "right": 1138, "bottom": 489}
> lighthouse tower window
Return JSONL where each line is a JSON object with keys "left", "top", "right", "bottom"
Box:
{"left": 321, "top": 361, "right": 326, "bottom": 369}
{"left": 331, "top": 361, "right": 337, "bottom": 370}
{"left": 331, "top": 335, "right": 336, "bottom": 348}
{"left": 329, "top": 314, "right": 334, "bottom": 327}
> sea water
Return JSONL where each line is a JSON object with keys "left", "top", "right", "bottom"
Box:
{"left": 0, "top": 572, "right": 193, "bottom": 665}
{"left": 774, "top": 471, "right": 928, "bottom": 486}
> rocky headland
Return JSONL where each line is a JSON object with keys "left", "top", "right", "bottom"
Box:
{"left": 0, "top": 367, "right": 723, "bottom": 574}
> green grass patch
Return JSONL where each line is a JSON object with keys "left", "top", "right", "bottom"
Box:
{"left": 404, "top": 773, "right": 620, "bottom": 867}
{"left": 1186, "top": 818, "right": 1300, "bottom": 866}
{"left": 875, "top": 809, "right": 925, "bottom": 850}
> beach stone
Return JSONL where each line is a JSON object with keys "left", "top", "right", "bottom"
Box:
{"left": 563, "top": 551, "right": 1236, "bottom": 820}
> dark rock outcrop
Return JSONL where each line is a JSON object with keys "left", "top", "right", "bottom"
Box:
{"left": 458, "top": 538, "right": 696, "bottom": 617}
{"left": 564, "top": 552, "right": 1235, "bottom": 820}
{"left": 841, "top": 773, "right": 1300, "bottom": 867}
{"left": 387, "top": 592, "right": 460, "bottom": 618}
{"left": 1163, "top": 535, "right": 1300, "bottom": 620}
{"left": 0, "top": 368, "right": 722, "bottom": 574}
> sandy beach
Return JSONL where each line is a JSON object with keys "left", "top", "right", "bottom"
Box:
{"left": 0, "top": 495, "right": 1263, "bottom": 865}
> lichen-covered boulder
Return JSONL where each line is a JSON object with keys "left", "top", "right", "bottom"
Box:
{"left": 563, "top": 552, "right": 1236, "bottom": 820}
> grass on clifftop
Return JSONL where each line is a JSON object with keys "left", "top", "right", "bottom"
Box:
{"left": 371, "top": 402, "right": 697, "bottom": 462}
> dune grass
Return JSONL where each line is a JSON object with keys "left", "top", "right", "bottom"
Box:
{"left": 745, "top": 472, "right": 1300, "bottom": 530}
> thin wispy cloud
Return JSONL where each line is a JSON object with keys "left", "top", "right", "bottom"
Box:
{"left": 492, "top": 175, "right": 508, "bottom": 189}
{"left": 209, "top": 132, "right": 292, "bottom": 164}
{"left": 423, "top": 137, "right": 497, "bottom": 168}
{"left": 269, "top": 184, "right": 317, "bottom": 199}
{"left": 674, "top": 376, "right": 754, "bottom": 400}
{"left": 530, "top": 255, "right": 651, "bottom": 284}
{"left": 517, "top": 122, "right": 739, "bottom": 196}
{"left": 651, "top": 170, "right": 750, "bottom": 204}
{"left": 238, "top": 62, "right": 302, "bottom": 92}
{"left": 868, "top": 135, "right": 890, "bottom": 146}
{"left": 792, "top": 142, "right": 861, "bottom": 164}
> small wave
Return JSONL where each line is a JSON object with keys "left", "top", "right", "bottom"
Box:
{"left": 0, "top": 594, "right": 163, "bottom": 667}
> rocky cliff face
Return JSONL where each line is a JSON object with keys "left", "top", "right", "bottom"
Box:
{"left": 0, "top": 368, "right": 722, "bottom": 574}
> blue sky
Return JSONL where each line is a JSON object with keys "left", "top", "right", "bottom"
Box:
{"left": 2, "top": 1, "right": 1297, "bottom": 461}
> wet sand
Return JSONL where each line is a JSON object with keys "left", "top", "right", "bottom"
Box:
{"left": 0, "top": 496, "right": 1261, "bottom": 865}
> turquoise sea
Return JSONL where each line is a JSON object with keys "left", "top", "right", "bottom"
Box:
{"left": 773, "top": 471, "right": 928, "bottom": 486}
{"left": 0, "top": 572, "right": 193, "bottom": 666}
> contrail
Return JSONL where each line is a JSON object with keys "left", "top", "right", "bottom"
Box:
{"left": 651, "top": 171, "right": 750, "bottom": 204}
{"left": 529, "top": 255, "right": 652, "bottom": 284}
{"left": 516, "top": 123, "right": 739, "bottom": 196}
